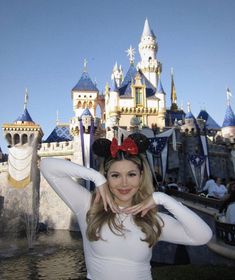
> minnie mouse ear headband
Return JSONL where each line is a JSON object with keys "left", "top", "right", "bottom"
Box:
{"left": 92, "top": 133, "right": 149, "bottom": 159}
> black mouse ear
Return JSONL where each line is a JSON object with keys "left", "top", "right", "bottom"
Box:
{"left": 92, "top": 138, "right": 112, "bottom": 158}
{"left": 128, "top": 133, "right": 149, "bottom": 153}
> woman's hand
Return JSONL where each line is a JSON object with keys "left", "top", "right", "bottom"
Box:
{"left": 95, "top": 183, "right": 120, "bottom": 213}
{"left": 122, "top": 195, "right": 156, "bottom": 217}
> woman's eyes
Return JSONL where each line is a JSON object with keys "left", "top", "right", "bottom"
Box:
{"left": 129, "top": 173, "right": 137, "bottom": 177}
{"left": 111, "top": 174, "right": 119, "bottom": 178}
{"left": 110, "top": 173, "right": 137, "bottom": 178}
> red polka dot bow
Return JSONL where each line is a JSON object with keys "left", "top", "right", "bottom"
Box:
{"left": 110, "top": 137, "right": 138, "bottom": 158}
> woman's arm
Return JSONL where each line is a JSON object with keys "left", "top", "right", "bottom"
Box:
{"left": 123, "top": 192, "right": 212, "bottom": 246}
{"left": 40, "top": 158, "right": 107, "bottom": 215}
{"left": 153, "top": 192, "right": 212, "bottom": 245}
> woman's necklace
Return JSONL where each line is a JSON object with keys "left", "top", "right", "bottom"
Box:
{"left": 116, "top": 213, "right": 129, "bottom": 228}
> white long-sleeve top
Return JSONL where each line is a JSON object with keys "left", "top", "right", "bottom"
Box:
{"left": 40, "top": 158, "right": 212, "bottom": 280}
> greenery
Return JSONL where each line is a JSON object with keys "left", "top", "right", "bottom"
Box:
{"left": 152, "top": 264, "right": 234, "bottom": 280}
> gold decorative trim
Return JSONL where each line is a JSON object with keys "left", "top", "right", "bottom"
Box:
{"left": 8, "top": 174, "right": 31, "bottom": 189}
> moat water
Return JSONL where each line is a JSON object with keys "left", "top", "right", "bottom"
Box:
{"left": 0, "top": 230, "right": 87, "bottom": 280}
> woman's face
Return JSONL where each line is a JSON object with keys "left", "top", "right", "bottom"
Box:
{"left": 107, "top": 159, "right": 142, "bottom": 207}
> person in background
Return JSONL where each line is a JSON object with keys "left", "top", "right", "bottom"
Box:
{"left": 202, "top": 175, "right": 215, "bottom": 194}
{"left": 219, "top": 182, "right": 235, "bottom": 224}
{"left": 40, "top": 134, "right": 212, "bottom": 280}
{"left": 207, "top": 177, "right": 227, "bottom": 199}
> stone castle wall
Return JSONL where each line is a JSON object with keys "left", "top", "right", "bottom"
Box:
{"left": 1, "top": 129, "right": 235, "bottom": 233}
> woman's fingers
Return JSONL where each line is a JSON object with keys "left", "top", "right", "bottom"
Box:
{"left": 97, "top": 183, "right": 119, "bottom": 213}
{"left": 122, "top": 196, "right": 156, "bottom": 216}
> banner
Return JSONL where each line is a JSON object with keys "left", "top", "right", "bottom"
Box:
{"left": 188, "top": 154, "right": 206, "bottom": 191}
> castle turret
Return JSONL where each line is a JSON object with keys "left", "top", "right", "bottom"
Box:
{"left": 137, "top": 18, "right": 161, "bottom": 87}
{"left": 2, "top": 90, "right": 43, "bottom": 151}
{"left": 71, "top": 60, "right": 99, "bottom": 118}
{"left": 180, "top": 102, "right": 197, "bottom": 133}
{"left": 70, "top": 60, "right": 99, "bottom": 138}
{"left": 221, "top": 90, "right": 235, "bottom": 140}
{"left": 105, "top": 79, "right": 120, "bottom": 130}
{"left": 111, "top": 62, "right": 123, "bottom": 88}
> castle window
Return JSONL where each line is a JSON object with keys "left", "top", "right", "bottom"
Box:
{"left": 29, "top": 134, "right": 34, "bottom": 144}
{"left": 6, "top": 133, "right": 12, "bottom": 145}
{"left": 14, "top": 134, "right": 20, "bottom": 145}
{"left": 135, "top": 88, "right": 143, "bottom": 106}
{"left": 22, "top": 134, "right": 28, "bottom": 145}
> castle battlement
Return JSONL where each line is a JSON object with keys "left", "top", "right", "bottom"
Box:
{"left": 38, "top": 141, "right": 74, "bottom": 158}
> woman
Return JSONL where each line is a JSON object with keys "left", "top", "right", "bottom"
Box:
{"left": 40, "top": 134, "right": 212, "bottom": 280}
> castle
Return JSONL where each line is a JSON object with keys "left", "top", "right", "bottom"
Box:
{"left": 0, "top": 19, "right": 235, "bottom": 232}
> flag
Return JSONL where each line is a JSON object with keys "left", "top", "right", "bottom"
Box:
{"left": 148, "top": 137, "right": 168, "bottom": 182}
{"left": 24, "top": 88, "right": 29, "bottom": 110}
{"left": 188, "top": 154, "right": 206, "bottom": 190}
{"left": 148, "top": 137, "right": 168, "bottom": 155}
{"left": 227, "top": 88, "right": 232, "bottom": 104}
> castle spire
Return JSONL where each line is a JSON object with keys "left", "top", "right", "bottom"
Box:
{"left": 24, "top": 88, "right": 29, "bottom": 110}
{"left": 137, "top": 19, "right": 159, "bottom": 88}
{"left": 142, "top": 18, "right": 155, "bottom": 39}
{"left": 56, "top": 110, "right": 59, "bottom": 126}
{"left": 170, "top": 68, "right": 178, "bottom": 110}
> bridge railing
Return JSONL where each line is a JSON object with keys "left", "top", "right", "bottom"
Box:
{"left": 166, "top": 189, "right": 224, "bottom": 210}
{"left": 215, "top": 217, "right": 235, "bottom": 246}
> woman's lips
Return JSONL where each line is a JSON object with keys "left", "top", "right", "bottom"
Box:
{"left": 117, "top": 189, "right": 131, "bottom": 194}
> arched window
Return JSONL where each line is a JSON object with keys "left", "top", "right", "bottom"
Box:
{"left": 83, "top": 102, "right": 87, "bottom": 109}
{"left": 29, "top": 134, "right": 34, "bottom": 144}
{"left": 135, "top": 88, "right": 143, "bottom": 106}
{"left": 22, "top": 134, "right": 28, "bottom": 145}
{"left": 77, "top": 101, "right": 82, "bottom": 109}
{"left": 14, "top": 134, "right": 20, "bottom": 145}
{"left": 6, "top": 133, "right": 12, "bottom": 145}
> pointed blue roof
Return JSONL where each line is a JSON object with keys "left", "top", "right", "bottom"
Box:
{"left": 197, "top": 110, "right": 220, "bottom": 129}
{"left": 142, "top": 18, "right": 156, "bottom": 39}
{"left": 118, "top": 65, "right": 156, "bottom": 97}
{"left": 110, "top": 79, "right": 118, "bottom": 92}
{"left": 165, "top": 110, "right": 185, "bottom": 125}
{"left": 157, "top": 79, "right": 165, "bottom": 94}
{"left": 185, "top": 110, "right": 195, "bottom": 119}
{"left": 222, "top": 105, "right": 235, "bottom": 127}
{"left": 72, "top": 71, "right": 98, "bottom": 92}
{"left": 45, "top": 125, "right": 73, "bottom": 143}
{"left": 15, "top": 108, "right": 34, "bottom": 123}
{"left": 81, "top": 108, "right": 93, "bottom": 117}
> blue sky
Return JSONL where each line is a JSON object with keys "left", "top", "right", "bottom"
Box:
{"left": 0, "top": 0, "right": 234, "bottom": 153}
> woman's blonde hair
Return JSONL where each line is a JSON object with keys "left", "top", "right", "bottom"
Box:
{"left": 86, "top": 154, "right": 163, "bottom": 247}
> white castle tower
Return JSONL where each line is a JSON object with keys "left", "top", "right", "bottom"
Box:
{"left": 137, "top": 18, "right": 161, "bottom": 88}
{"left": 1, "top": 91, "right": 43, "bottom": 239}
